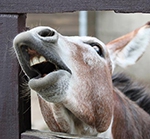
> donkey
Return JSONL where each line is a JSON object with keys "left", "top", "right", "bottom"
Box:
{"left": 13, "top": 22, "right": 150, "bottom": 139}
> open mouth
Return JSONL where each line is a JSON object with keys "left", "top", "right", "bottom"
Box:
{"left": 31, "top": 59, "right": 57, "bottom": 77}
{"left": 20, "top": 45, "right": 69, "bottom": 79}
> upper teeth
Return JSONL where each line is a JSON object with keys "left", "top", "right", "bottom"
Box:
{"left": 30, "top": 56, "right": 46, "bottom": 66}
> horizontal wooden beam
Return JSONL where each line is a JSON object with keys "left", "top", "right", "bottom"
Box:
{"left": 21, "top": 130, "right": 106, "bottom": 139}
{"left": 1, "top": 0, "right": 150, "bottom": 14}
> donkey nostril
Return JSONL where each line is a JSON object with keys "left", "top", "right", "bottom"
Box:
{"left": 38, "top": 29, "right": 55, "bottom": 37}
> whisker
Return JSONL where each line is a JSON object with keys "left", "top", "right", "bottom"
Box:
{"left": 23, "top": 105, "right": 31, "bottom": 115}
{"left": 19, "top": 70, "right": 31, "bottom": 102}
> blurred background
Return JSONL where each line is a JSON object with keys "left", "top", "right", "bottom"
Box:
{"left": 26, "top": 11, "right": 150, "bottom": 130}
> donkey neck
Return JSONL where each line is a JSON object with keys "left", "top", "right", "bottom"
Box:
{"left": 112, "top": 87, "right": 150, "bottom": 139}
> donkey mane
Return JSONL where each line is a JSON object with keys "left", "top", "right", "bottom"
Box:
{"left": 113, "top": 73, "right": 150, "bottom": 115}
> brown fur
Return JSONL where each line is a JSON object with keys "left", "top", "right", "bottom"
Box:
{"left": 112, "top": 88, "right": 150, "bottom": 139}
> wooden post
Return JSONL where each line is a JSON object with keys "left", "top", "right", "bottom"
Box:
{"left": 0, "top": 14, "right": 30, "bottom": 139}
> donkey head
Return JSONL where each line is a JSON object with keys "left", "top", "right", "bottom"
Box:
{"left": 13, "top": 26, "right": 115, "bottom": 102}
{"left": 13, "top": 22, "right": 150, "bottom": 135}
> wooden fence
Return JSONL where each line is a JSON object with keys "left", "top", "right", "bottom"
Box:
{"left": 0, "top": 0, "right": 150, "bottom": 139}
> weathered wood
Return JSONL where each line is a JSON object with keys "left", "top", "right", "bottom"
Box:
{"left": 18, "top": 15, "right": 32, "bottom": 134}
{"left": 0, "top": 14, "right": 29, "bottom": 139}
{"left": 21, "top": 130, "right": 105, "bottom": 139}
{"left": 0, "top": 0, "right": 150, "bottom": 13}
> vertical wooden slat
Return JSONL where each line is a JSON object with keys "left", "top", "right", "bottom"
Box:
{"left": 18, "top": 14, "right": 31, "bottom": 134}
{"left": 19, "top": 70, "right": 31, "bottom": 134}
{"left": 0, "top": 14, "right": 28, "bottom": 139}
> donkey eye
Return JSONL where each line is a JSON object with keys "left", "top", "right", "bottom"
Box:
{"left": 93, "top": 46, "right": 100, "bottom": 53}
{"left": 89, "top": 43, "right": 104, "bottom": 57}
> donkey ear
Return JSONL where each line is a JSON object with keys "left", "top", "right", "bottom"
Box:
{"left": 106, "top": 22, "right": 150, "bottom": 68}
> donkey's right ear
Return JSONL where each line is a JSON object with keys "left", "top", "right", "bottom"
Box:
{"left": 106, "top": 22, "right": 150, "bottom": 68}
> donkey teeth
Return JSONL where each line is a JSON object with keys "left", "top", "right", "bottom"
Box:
{"left": 30, "top": 56, "right": 46, "bottom": 66}
{"left": 39, "top": 56, "right": 46, "bottom": 63}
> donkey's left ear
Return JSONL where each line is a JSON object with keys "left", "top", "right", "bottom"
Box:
{"left": 106, "top": 22, "right": 150, "bottom": 68}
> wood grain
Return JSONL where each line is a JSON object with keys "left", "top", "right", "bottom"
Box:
{"left": 0, "top": 0, "right": 150, "bottom": 13}
{"left": 0, "top": 14, "right": 29, "bottom": 139}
